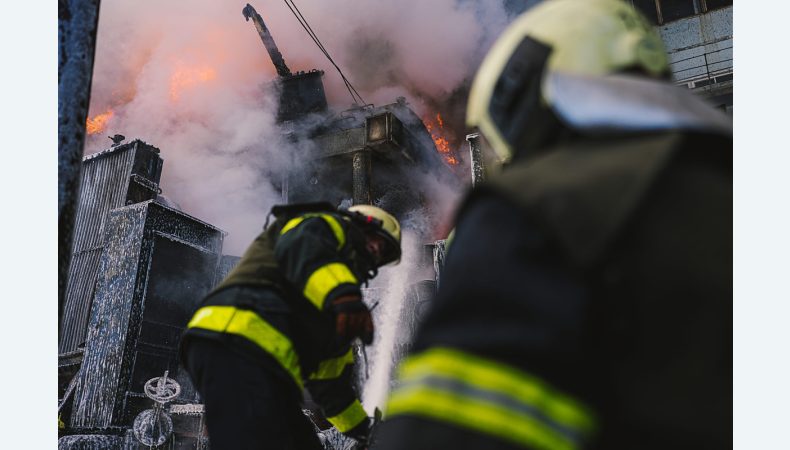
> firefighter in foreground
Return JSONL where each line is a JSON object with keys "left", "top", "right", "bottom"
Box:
{"left": 374, "top": 1, "right": 732, "bottom": 449}
{"left": 181, "top": 203, "right": 401, "bottom": 449}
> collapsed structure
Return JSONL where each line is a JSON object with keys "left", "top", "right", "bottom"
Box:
{"left": 58, "top": 4, "right": 459, "bottom": 449}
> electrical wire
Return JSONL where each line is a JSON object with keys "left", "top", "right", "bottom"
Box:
{"left": 282, "top": 0, "right": 367, "bottom": 106}
{"left": 283, "top": 0, "right": 364, "bottom": 104}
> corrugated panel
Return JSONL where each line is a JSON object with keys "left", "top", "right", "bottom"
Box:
{"left": 59, "top": 249, "right": 103, "bottom": 353}
{"left": 72, "top": 146, "right": 136, "bottom": 252}
{"left": 60, "top": 145, "right": 136, "bottom": 353}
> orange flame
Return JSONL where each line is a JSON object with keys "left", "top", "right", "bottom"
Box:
{"left": 169, "top": 63, "right": 217, "bottom": 101}
{"left": 424, "top": 113, "right": 459, "bottom": 166}
{"left": 86, "top": 109, "right": 115, "bottom": 135}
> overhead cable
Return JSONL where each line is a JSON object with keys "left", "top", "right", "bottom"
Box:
{"left": 282, "top": 0, "right": 367, "bottom": 105}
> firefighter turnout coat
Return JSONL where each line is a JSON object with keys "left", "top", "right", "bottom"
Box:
{"left": 182, "top": 208, "right": 372, "bottom": 435}
{"left": 376, "top": 130, "right": 732, "bottom": 450}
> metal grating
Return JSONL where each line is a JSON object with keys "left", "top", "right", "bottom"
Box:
{"left": 61, "top": 249, "right": 103, "bottom": 351}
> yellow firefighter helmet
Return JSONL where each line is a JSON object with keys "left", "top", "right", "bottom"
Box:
{"left": 347, "top": 204, "right": 402, "bottom": 266}
{"left": 466, "top": 0, "right": 669, "bottom": 162}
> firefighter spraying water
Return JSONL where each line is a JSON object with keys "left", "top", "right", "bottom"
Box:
{"left": 181, "top": 203, "right": 401, "bottom": 449}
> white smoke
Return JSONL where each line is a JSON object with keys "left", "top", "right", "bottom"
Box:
{"left": 85, "top": 0, "right": 514, "bottom": 252}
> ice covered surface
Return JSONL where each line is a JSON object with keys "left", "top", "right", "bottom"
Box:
{"left": 318, "top": 427, "right": 359, "bottom": 450}
{"left": 70, "top": 201, "right": 224, "bottom": 428}
{"left": 58, "top": 434, "right": 134, "bottom": 450}
{"left": 133, "top": 409, "right": 173, "bottom": 446}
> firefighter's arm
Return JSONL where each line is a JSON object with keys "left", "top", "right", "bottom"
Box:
{"left": 275, "top": 215, "right": 374, "bottom": 343}
{"left": 306, "top": 347, "right": 371, "bottom": 442}
{"left": 275, "top": 215, "right": 361, "bottom": 310}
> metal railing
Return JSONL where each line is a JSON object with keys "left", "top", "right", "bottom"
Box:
{"left": 669, "top": 45, "right": 733, "bottom": 87}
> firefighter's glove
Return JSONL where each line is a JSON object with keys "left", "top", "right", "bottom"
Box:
{"left": 330, "top": 295, "right": 374, "bottom": 345}
{"left": 344, "top": 416, "right": 372, "bottom": 447}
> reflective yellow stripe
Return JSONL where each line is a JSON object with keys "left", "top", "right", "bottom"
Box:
{"left": 327, "top": 399, "right": 367, "bottom": 433}
{"left": 303, "top": 262, "right": 358, "bottom": 310}
{"left": 318, "top": 214, "right": 345, "bottom": 249}
{"left": 280, "top": 214, "right": 346, "bottom": 249}
{"left": 187, "top": 306, "right": 303, "bottom": 389}
{"left": 280, "top": 217, "right": 306, "bottom": 236}
{"left": 310, "top": 348, "right": 354, "bottom": 380}
{"left": 398, "top": 347, "right": 594, "bottom": 430}
{"left": 388, "top": 382, "right": 574, "bottom": 450}
{"left": 386, "top": 348, "right": 596, "bottom": 449}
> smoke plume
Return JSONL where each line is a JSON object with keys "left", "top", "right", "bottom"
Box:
{"left": 85, "top": 0, "right": 519, "bottom": 253}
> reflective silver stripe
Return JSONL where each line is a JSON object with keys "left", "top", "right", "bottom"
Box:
{"left": 386, "top": 348, "right": 596, "bottom": 450}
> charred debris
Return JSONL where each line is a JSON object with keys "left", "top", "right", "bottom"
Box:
{"left": 58, "top": 4, "right": 476, "bottom": 449}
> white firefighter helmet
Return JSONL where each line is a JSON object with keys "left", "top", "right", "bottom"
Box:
{"left": 466, "top": 0, "right": 669, "bottom": 162}
{"left": 347, "top": 204, "right": 402, "bottom": 266}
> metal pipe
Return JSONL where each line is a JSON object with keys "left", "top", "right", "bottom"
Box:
{"left": 243, "top": 3, "right": 292, "bottom": 77}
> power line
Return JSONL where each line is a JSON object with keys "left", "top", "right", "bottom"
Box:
{"left": 283, "top": 0, "right": 364, "bottom": 105}
{"left": 281, "top": 0, "right": 367, "bottom": 106}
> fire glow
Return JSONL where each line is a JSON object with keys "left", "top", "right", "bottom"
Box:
{"left": 424, "top": 113, "right": 459, "bottom": 166}
{"left": 169, "top": 63, "right": 218, "bottom": 101}
{"left": 86, "top": 109, "right": 115, "bottom": 135}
